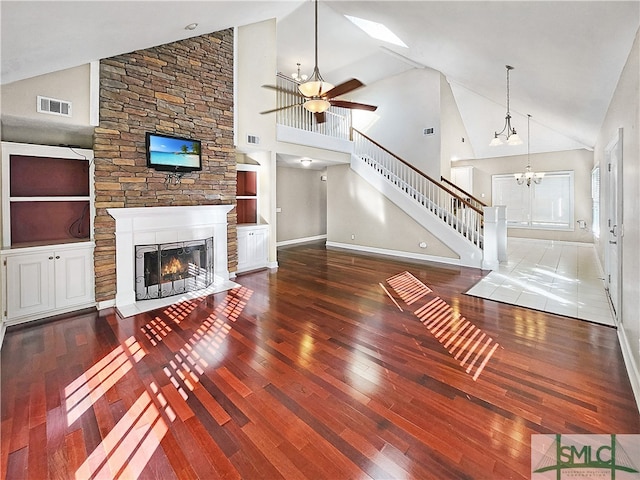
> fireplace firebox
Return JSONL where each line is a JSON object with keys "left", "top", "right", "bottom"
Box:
{"left": 135, "top": 238, "right": 214, "bottom": 300}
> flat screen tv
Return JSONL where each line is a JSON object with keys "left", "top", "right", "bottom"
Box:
{"left": 146, "top": 132, "right": 202, "bottom": 172}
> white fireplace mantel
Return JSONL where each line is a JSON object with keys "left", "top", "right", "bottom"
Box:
{"left": 108, "top": 205, "right": 238, "bottom": 317}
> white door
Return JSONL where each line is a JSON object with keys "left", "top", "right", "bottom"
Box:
{"left": 605, "top": 129, "right": 622, "bottom": 321}
{"left": 451, "top": 166, "right": 473, "bottom": 195}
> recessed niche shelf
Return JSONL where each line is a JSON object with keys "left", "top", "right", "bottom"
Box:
{"left": 2, "top": 143, "right": 94, "bottom": 247}
{"left": 237, "top": 167, "right": 258, "bottom": 224}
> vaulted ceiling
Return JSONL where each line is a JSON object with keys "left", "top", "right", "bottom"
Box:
{"left": 2, "top": 1, "right": 639, "bottom": 160}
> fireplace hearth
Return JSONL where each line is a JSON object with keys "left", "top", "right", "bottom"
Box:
{"left": 135, "top": 238, "right": 213, "bottom": 300}
{"left": 107, "top": 205, "right": 237, "bottom": 318}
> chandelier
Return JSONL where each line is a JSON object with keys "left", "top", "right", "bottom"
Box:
{"left": 515, "top": 114, "right": 543, "bottom": 186}
{"left": 291, "top": 63, "right": 308, "bottom": 83}
{"left": 490, "top": 65, "right": 522, "bottom": 146}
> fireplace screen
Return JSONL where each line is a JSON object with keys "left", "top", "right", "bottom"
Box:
{"left": 135, "top": 237, "right": 214, "bottom": 300}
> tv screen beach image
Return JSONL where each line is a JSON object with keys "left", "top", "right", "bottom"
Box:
{"left": 148, "top": 135, "right": 200, "bottom": 168}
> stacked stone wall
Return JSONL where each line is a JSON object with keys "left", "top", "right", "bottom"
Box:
{"left": 93, "top": 29, "right": 236, "bottom": 303}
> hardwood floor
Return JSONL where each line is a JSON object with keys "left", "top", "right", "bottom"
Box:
{"left": 2, "top": 241, "right": 638, "bottom": 479}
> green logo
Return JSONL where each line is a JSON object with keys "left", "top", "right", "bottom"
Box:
{"left": 532, "top": 434, "right": 640, "bottom": 479}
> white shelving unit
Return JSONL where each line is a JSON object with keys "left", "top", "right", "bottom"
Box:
{"left": 1, "top": 142, "right": 96, "bottom": 325}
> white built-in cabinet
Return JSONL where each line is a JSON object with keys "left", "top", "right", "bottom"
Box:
{"left": 5, "top": 244, "right": 94, "bottom": 321}
{"left": 236, "top": 163, "right": 269, "bottom": 273}
{"left": 1, "top": 141, "right": 95, "bottom": 326}
{"left": 237, "top": 224, "right": 269, "bottom": 273}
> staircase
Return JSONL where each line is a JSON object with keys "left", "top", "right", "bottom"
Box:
{"left": 351, "top": 129, "right": 503, "bottom": 269}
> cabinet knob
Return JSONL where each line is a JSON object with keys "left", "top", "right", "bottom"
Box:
{"left": 49, "top": 256, "right": 54, "bottom": 260}
{"left": 55, "top": 256, "right": 61, "bottom": 259}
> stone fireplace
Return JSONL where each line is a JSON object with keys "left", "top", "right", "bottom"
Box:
{"left": 108, "top": 205, "right": 237, "bottom": 317}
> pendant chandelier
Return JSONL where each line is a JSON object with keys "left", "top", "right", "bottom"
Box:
{"left": 490, "top": 65, "right": 522, "bottom": 146}
{"left": 514, "top": 114, "right": 543, "bottom": 186}
{"left": 291, "top": 63, "right": 308, "bottom": 83}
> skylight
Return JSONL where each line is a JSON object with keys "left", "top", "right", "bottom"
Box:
{"left": 345, "top": 15, "right": 408, "bottom": 48}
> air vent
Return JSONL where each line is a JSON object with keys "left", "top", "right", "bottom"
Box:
{"left": 247, "top": 135, "right": 260, "bottom": 145}
{"left": 37, "top": 96, "right": 72, "bottom": 117}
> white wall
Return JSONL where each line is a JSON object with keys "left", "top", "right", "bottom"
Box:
{"left": 326, "top": 164, "right": 457, "bottom": 260}
{"left": 453, "top": 149, "right": 594, "bottom": 243}
{"left": 0, "top": 63, "right": 98, "bottom": 147}
{"left": 349, "top": 68, "right": 443, "bottom": 179}
{"left": 276, "top": 166, "right": 327, "bottom": 243}
{"left": 440, "top": 75, "right": 475, "bottom": 178}
{"left": 594, "top": 27, "right": 640, "bottom": 405}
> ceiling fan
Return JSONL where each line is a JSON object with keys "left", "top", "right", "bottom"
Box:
{"left": 260, "top": 0, "right": 378, "bottom": 124}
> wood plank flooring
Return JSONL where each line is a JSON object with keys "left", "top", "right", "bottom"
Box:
{"left": 2, "top": 241, "right": 639, "bottom": 479}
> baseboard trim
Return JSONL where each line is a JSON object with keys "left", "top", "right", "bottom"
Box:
{"left": 325, "top": 241, "right": 466, "bottom": 268}
{"left": 0, "top": 322, "right": 6, "bottom": 351}
{"left": 97, "top": 299, "right": 116, "bottom": 311}
{"left": 617, "top": 324, "right": 640, "bottom": 414}
{"left": 277, "top": 235, "right": 327, "bottom": 247}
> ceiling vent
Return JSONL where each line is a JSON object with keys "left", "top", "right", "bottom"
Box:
{"left": 37, "top": 95, "right": 72, "bottom": 117}
{"left": 247, "top": 134, "right": 260, "bottom": 145}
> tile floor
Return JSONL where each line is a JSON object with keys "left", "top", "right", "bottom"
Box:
{"left": 466, "top": 238, "right": 616, "bottom": 326}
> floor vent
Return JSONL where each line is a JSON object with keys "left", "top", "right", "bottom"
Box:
{"left": 37, "top": 96, "right": 72, "bottom": 117}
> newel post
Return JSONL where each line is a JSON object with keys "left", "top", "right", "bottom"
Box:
{"left": 496, "top": 205, "right": 508, "bottom": 262}
{"left": 482, "top": 206, "right": 499, "bottom": 270}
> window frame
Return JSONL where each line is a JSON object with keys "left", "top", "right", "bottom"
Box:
{"left": 491, "top": 170, "right": 575, "bottom": 231}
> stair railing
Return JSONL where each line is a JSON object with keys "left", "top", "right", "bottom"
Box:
{"left": 274, "top": 73, "right": 352, "bottom": 140}
{"left": 440, "top": 176, "right": 487, "bottom": 211}
{"left": 352, "top": 128, "right": 484, "bottom": 248}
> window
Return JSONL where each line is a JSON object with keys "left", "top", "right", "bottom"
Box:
{"left": 592, "top": 166, "right": 600, "bottom": 238}
{"left": 492, "top": 171, "right": 574, "bottom": 230}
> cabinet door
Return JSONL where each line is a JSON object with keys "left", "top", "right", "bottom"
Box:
{"left": 251, "top": 228, "right": 268, "bottom": 266}
{"left": 237, "top": 227, "right": 268, "bottom": 272}
{"left": 54, "top": 248, "right": 95, "bottom": 309}
{"left": 237, "top": 228, "right": 250, "bottom": 271}
{"left": 6, "top": 252, "right": 55, "bottom": 318}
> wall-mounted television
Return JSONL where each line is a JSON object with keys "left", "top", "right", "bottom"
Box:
{"left": 146, "top": 132, "right": 202, "bottom": 172}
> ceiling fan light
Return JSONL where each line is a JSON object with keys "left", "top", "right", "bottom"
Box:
{"left": 298, "top": 80, "right": 334, "bottom": 97}
{"left": 304, "top": 98, "right": 331, "bottom": 113}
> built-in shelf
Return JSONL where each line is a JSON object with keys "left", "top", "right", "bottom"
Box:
{"left": 1, "top": 141, "right": 96, "bottom": 325}
{"left": 2, "top": 142, "right": 94, "bottom": 246}
{"left": 237, "top": 165, "right": 258, "bottom": 224}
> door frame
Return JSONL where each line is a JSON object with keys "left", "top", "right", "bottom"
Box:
{"left": 604, "top": 128, "right": 623, "bottom": 322}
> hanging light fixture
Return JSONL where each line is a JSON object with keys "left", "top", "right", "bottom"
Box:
{"left": 490, "top": 65, "right": 522, "bottom": 146}
{"left": 298, "top": 0, "right": 334, "bottom": 113}
{"left": 291, "top": 63, "right": 308, "bottom": 83}
{"left": 515, "top": 114, "right": 543, "bottom": 186}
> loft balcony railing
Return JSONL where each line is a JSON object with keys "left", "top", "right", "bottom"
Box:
{"left": 274, "top": 73, "right": 352, "bottom": 141}
{"left": 352, "top": 128, "right": 484, "bottom": 249}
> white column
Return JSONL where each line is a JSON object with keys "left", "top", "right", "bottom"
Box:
{"left": 496, "top": 205, "right": 508, "bottom": 263}
{"left": 482, "top": 206, "right": 499, "bottom": 270}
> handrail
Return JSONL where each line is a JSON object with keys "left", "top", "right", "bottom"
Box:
{"left": 352, "top": 128, "right": 483, "bottom": 216}
{"left": 351, "top": 129, "right": 484, "bottom": 249}
{"left": 440, "top": 176, "right": 487, "bottom": 208}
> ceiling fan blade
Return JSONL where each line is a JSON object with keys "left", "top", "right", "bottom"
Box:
{"left": 314, "top": 112, "right": 326, "bottom": 124}
{"left": 330, "top": 100, "right": 378, "bottom": 112}
{"left": 324, "top": 78, "right": 364, "bottom": 99}
{"left": 260, "top": 103, "right": 304, "bottom": 115}
{"left": 261, "top": 84, "right": 305, "bottom": 98}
